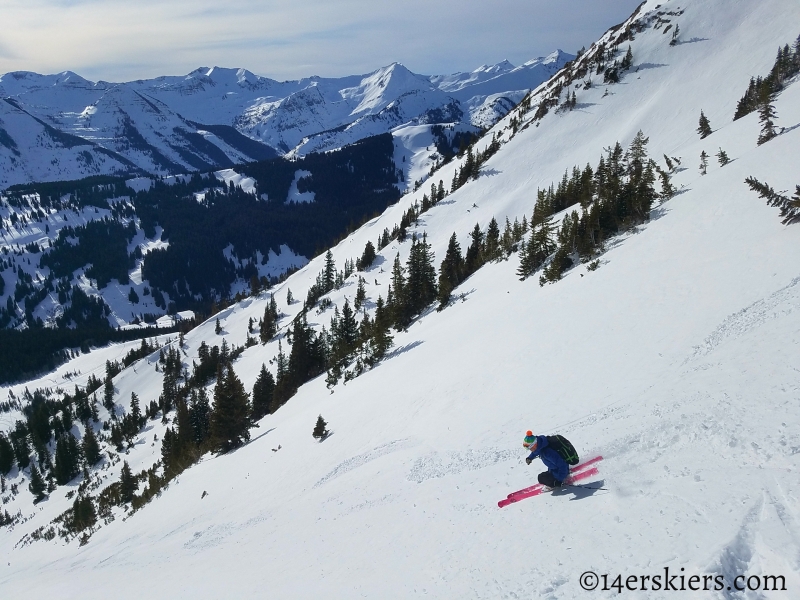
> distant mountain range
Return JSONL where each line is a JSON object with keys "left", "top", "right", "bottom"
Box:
{"left": 0, "top": 51, "right": 572, "bottom": 188}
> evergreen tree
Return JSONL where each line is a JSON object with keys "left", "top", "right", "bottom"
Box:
{"left": 10, "top": 421, "right": 30, "bottom": 470}
{"left": 539, "top": 245, "right": 574, "bottom": 286}
{"left": 188, "top": 387, "right": 211, "bottom": 445}
{"left": 286, "top": 288, "right": 294, "bottom": 304}
{"left": 82, "top": 426, "right": 101, "bottom": 467}
{"left": 621, "top": 45, "right": 634, "bottom": 70}
{"left": 757, "top": 93, "right": 778, "bottom": 145}
{"left": 716, "top": 148, "right": 731, "bottom": 166}
{"left": 366, "top": 296, "right": 393, "bottom": 364}
{"left": 259, "top": 299, "right": 278, "bottom": 343}
{"left": 215, "top": 318, "right": 222, "bottom": 335}
{"left": 464, "top": 223, "right": 485, "bottom": 275}
{"left": 404, "top": 234, "right": 437, "bottom": 318}
{"left": 323, "top": 250, "right": 336, "bottom": 293}
{"left": 119, "top": 460, "right": 137, "bottom": 503}
{"left": 0, "top": 433, "right": 14, "bottom": 475}
{"left": 74, "top": 387, "right": 92, "bottom": 423}
{"left": 251, "top": 364, "right": 275, "bottom": 421}
{"left": 103, "top": 376, "right": 114, "bottom": 415}
{"left": 697, "top": 111, "right": 712, "bottom": 139}
{"left": 358, "top": 241, "right": 377, "bottom": 271}
{"left": 335, "top": 299, "right": 359, "bottom": 359}
{"left": 656, "top": 166, "right": 675, "bottom": 200}
{"left": 483, "top": 218, "right": 502, "bottom": 262}
{"left": 699, "top": 151, "right": 709, "bottom": 175}
{"left": 312, "top": 415, "right": 329, "bottom": 440}
{"left": 389, "top": 253, "right": 407, "bottom": 328}
{"left": 28, "top": 463, "right": 46, "bottom": 502}
{"left": 518, "top": 215, "right": 557, "bottom": 279}
{"left": 53, "top": 432, "right": 82, "bottom": 485}
{"left": 438, "top": 233, "right": 465, "bottom": 307}
{"left": 354, "top": 277, "right": 367, "bottom": 311}
{"left": 130, "top": 392, "right": 142, "bottom": 426}
{"left": 210, "top": 363, "right": 252, "bottom": 453}
{"left": 71, "top": 495, "right": 96, "bottom": 531}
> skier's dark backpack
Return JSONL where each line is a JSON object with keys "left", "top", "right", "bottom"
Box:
{"left": 547, "top": 435, "right": 579, "bottom": 465}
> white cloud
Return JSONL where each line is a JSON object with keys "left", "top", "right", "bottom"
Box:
{"left": 0, "top": 0, "right": 644, "bottom": 81}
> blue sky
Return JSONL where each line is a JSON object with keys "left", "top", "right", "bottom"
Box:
{"left": 0, "top": 0, "right": 644, "bottom": 81}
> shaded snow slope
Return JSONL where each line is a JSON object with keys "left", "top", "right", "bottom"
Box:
{"left": 1, "top": 0, "right": 800, "bottom": 597}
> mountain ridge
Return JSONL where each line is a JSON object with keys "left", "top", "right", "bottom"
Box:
{"left": 0, "top": 52, "right": 573, "bottom": 188}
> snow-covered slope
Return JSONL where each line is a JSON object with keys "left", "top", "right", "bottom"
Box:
{"left": 0, "top": 53, "right": 572, "bottom": 187}
{"left": 2, "top": 0, "right": 800, "bottom": 597}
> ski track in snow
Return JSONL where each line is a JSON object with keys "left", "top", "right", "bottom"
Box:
{"left": 408, "top": 448, "right": 517, "bottom": 483}
{"left": 690, "top": 274, "right": 800, "bottom": 359}
{"left": 313, "top": 438, "right": 415, "bottom": 488}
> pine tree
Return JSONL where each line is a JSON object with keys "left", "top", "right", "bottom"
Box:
{"left": 130, "top": 392, "right": 142, "bottom": 426}
{"left": 189, "top": 387, "right": 211, "bottom": 445}
{"left": 28, "top": 463, "right": 46, "bottom": 502}
{"left": 259, "top": 300, "right": 277, "bottom": 343}
{"left": 286, "top": 288, "right": 294, "bottom": 304}
{"left": 539, "top": 245, "right": 574, "bottom": 286}
{"left": 621, "top": 45, "right": 633, "bottom": 70}
{"left": 358, "top": 241, "right": 376, "bottom": 271}
{"left": 699, "top": 151, "right": 708, "bottom": 175}
{"left": 119, "top": 460, "right": 137, "bottom": 503}
{"left": 210, "top": 363, "right": 252, "bottom": 453}
{"left": 11, "top": 421, "right": 31, "bottom": 470}
{"left": 716, "top": 148, "right": 731, "bottom": 166}
{"left": 312, "top": 415, "right": 329, "bottom": 440}
{"left": 389, "top": 253, "right": 407, "bottom": 328}
{"left": 464, "top": 223, "right": 485, "bottom": 275}
{"left": 437, "top": 233, "right": 465, "bottom": 307}
{"left": 323, "top": 250, "right": 336, "bottom": 293}
{"left": 757, "top": 94, "right": 778, "bottom": 145}
{"left": 71, "top": 495, "right": 96, "bottom": 532}
{"left": 697, "top": 111, "right": 712, "bottom": 139}
{"left": 656, "top": 166, "right": 675, "bottom": 200}
{"left": 82, "top": 426, "right": 101, "bottom": 467}
{"left": 53, "top": 432, "right": 81, "bottom": 485}
{"left": 404, "top": 234, "right": 437, "bottom": 318}
{"left": 251, "top": 364, "right": 275, "bottom": 421}
{"left": 483, "top": 218, "right": 502, "bottom": 262}
{"left": 354, "top": 277, "right": 367, "bottom": 311}
{"left": 368, "top": 296, "right": 393, "bottom": 364}
{"left": 103, "top": 376, "right": 114, "bottom": 415}
{"left": 0, "top": 433, "right": 14, "bottom": 476}
{"left": 215, "top": 318, "right": 222, "bottom": 335}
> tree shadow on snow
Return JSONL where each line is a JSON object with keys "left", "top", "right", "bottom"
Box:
{"left": 674, "top": 37, "right": 709, "bottom": 45}
{"left": 635, "top": 63, "right": 668, "bottom": 71}
{"left": 383, "top": 340, "right": 424, "bottom": 362}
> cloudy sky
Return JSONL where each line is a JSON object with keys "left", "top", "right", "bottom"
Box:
{"left": 0, "top": 0, "right": 644, "bottom": 82}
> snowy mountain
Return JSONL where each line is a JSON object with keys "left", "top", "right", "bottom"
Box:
{"left": 0, "top": 53, "right": 572, "bottom": 188}
{"left": 1, "top": 0, "right": 800, "bottom": 598}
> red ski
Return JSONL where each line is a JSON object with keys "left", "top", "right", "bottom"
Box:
{"left": 507, "top": 455, "right": 604, "bottom": 500}
{"left": 498, "top": 467, "right": 600, "bottom": 508}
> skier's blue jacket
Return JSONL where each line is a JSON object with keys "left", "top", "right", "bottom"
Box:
{"left": 527, "top": 435, "right": 569, "bottom": 482}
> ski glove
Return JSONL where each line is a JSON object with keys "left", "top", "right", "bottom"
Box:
{"left": 525, "top": 457, "right": 532, "bottom": 465}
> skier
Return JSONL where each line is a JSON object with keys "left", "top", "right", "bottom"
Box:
{"left": 523, "top": 431, "right": 570, "bottom": 488}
